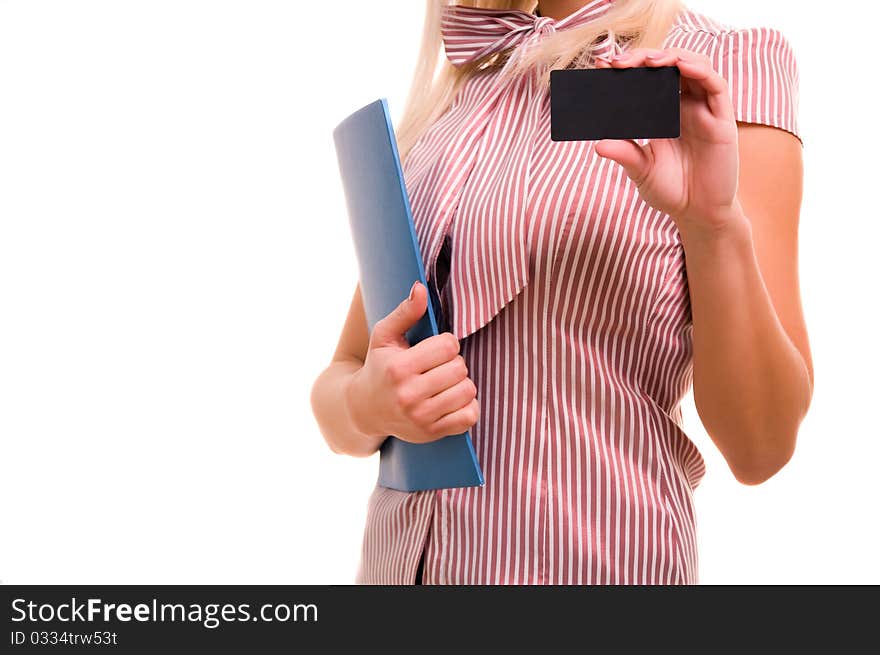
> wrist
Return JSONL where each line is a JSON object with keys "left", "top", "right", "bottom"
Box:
{"left": 342, "top": 368, "right": 387, "bottom": 445}
{"left": 675, "top": 198, "right": 753, "bottom": 253}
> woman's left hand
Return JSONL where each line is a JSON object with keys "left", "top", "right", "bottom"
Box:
{"left": 593, "top": 48, "right": 741, "bottom": 234}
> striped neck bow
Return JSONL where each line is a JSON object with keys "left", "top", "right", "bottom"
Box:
{"left": 441, "top": 0, "right": 620, "bottom": 67}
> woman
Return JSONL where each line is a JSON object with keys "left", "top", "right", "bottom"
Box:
{"left": 311, "top": 0, "right": 813, "bottom": 585}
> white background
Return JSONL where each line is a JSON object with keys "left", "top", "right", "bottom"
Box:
{"left": 1, "top": 0, "right": 877, "bottom": 584}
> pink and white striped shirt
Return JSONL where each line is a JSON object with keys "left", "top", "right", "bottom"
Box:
{"left": 355, "top": 1, "right": 801, "bottom": 584}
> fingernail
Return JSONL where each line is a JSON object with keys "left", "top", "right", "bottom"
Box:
{"left": 645, "top": 53, "right": 660, "bottom": 60}
{"left": 409, "top": 280, "right": 418, "bottom": 301}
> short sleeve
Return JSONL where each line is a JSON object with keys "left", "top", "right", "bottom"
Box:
{"left": 667, "top": 25, "right": 802, "bottom": 144}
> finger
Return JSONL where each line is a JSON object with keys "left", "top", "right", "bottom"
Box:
{"left": 675, "top": 56, "right": 734, "bottom": 121}
{"left": 405, "top": 331, "right": 460, "bottom": 373}
{"left": 420, "top": 377, "right": 478, "bottom": 424}
{"left": 370, "top": 280, "right": 427, "bottom": 348}
{"left": 412, "top": 355, "right": 469, "bottom": 399}
{"left": 643, "top": 50, "right": 680, "bottom": 67}
{"left": 610, "top": 47, "right": 666, "bottom": 68}
{"left": 594, "top": 139, "right": 652, "bottom": 186}
{"left": 427, "top": 398, "right": 480, "bottom": 438}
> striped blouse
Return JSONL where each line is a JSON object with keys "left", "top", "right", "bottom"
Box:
{"left": 355, "top": 1, "right": 801, "bottom": 584}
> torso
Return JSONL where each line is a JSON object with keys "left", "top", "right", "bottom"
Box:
{"left": 354, "top": 3, "right": 800, "bottom": 584}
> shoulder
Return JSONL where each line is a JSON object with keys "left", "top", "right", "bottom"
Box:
{"left": 662, "top": 5, "right": 802, "bottom": 142}
{"left": 663, "top": 5, "right": 798, "bottom": 72}
{"left": 664, "top": 5, "right": 795, "bottom": 53}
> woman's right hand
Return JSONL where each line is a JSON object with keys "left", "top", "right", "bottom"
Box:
{"left": 344, "top": 280, "right": 480, "bottom": 445}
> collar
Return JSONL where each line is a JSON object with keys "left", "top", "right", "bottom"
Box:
{"left": 441, "top": 1, "right": 618, "bottom": 66}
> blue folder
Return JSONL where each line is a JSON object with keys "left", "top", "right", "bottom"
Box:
{"left": 332, "top": 98, "right": 485, "bottom": 493}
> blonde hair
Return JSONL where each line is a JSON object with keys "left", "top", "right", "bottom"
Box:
{"left": 395, "top": 0, "right": 684, "bottom": 162}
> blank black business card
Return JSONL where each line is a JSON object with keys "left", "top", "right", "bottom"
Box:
{"left": 550, "top": 66, "right": 680, "bottom": 141}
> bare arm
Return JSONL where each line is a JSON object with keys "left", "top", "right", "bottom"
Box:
{"left": 310, "top": 284, "right": 385, "bottom": 457}
{"left": 595, "top": 47, "right": 813, "bottom": 485}
{"left": 683, "top": 123, "right": 813, "bottom": 484}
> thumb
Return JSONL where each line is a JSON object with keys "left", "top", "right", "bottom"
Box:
{"left": 370, "top": 280, "right": 428, "bottom": 348}
{"left": 594, "top": 139, "right": 652, "bottom": 187}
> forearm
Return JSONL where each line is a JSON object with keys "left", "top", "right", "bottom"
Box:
{"left": 310, "top": 359, "right": 386, "bottom": 458}
{"left": 678, "top": 204, "right": 812, "bottom": 483}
